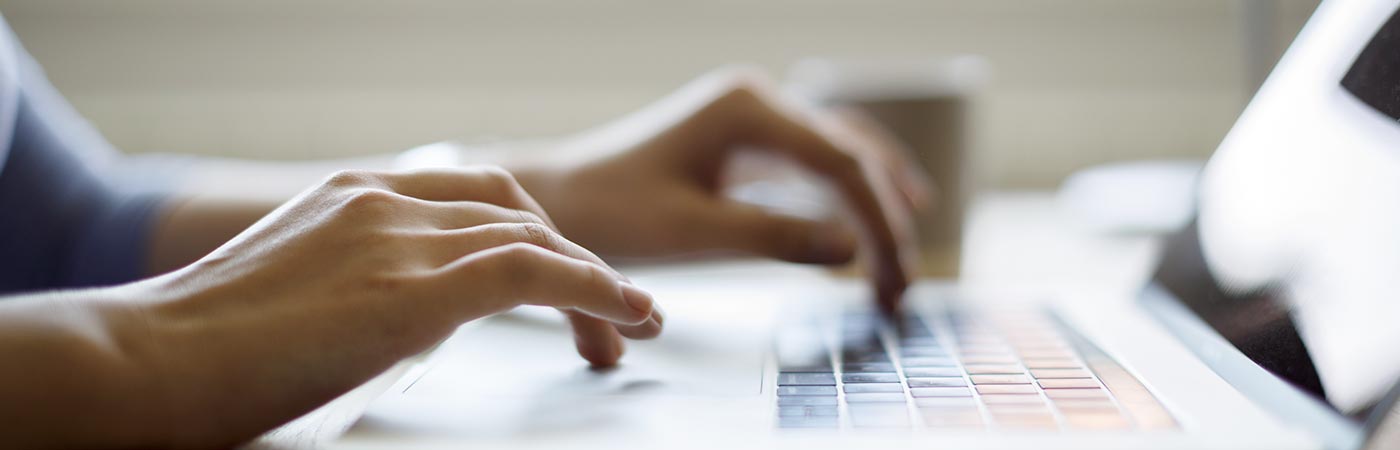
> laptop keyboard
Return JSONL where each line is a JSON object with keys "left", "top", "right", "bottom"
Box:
{"left": 774, "top": 308, "right": 1177, "bottom": 431}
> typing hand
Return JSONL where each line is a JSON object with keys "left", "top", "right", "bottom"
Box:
{"left": 518, "top": 67, "right": 928, "bottom": 311}
{"left": 124, "top": 167, "right": 659, "bottom": 446}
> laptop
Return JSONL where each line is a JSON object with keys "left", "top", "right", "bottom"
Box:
{"left": 339, "top": 0, "right": 1400, "bottom": 448}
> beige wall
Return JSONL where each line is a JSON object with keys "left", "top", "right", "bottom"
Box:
{"left": 0, "top": 0, "right": 1317, "bottom": 188}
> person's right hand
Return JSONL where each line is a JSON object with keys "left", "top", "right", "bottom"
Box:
{"left": 114, "top": 167, "right": 660, "bottom": 448}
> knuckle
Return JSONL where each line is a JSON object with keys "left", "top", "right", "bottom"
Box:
{"left": 475, "top": 165, "right": 522, "bottom": 192}
{"left": 325, "top": 169, "right": 379, "bottom": 189}
{"left": 719, "top": 78, "right": 765, "bottom": 108}
{"left": 513, "top": 208, "right": 547, "bottom": 226}
{"left": 513, "top": 222, "right": 559, "bottom": 250}
{"left": 713, "top": 65, "right": 770, "bottom": 92}
{"left": 340, "top": 188, "right": 402, "bottom": 214}
{"left": 582, "top": 262, "right": 613, "bottom": 291}
{"left": 459, "top": 165, "right": 531, "bottom": 208}
{"left": 492, "top": 242, "right": 546, "bottom": 278}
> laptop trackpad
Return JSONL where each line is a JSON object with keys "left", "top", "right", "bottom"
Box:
{"left": 399, "top": 302, "right": 769, "bottom": 399}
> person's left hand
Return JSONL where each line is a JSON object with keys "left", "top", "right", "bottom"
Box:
{"left": 515, "top": 67, "right": 931, "bottom": 312}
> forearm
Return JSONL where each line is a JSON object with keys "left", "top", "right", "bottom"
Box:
{"left": 0, "top": 272, "right": 422, "bottom": 449}
{"left": 0, "top": 285, "right": 168, "bottom": 449}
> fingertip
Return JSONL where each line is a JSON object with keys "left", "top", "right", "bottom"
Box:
{"left": 580, "top": 342, "right": 624, "bottom": 367}
{"left": 873, "top": 256, "right": 912, "bottom": 315}
{"left": 567, "top": 312, "right": 626, "bottom": 367}
{"left": 576, "top": 329, "right": 625, "bottom": 367}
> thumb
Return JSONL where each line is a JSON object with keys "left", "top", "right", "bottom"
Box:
{"left": 701, "top": 201, "right": 859, "bottom": 265}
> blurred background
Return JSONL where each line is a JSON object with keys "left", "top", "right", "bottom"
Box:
{"left": 0, "top": 0, "right": 1317, "bottom": 189}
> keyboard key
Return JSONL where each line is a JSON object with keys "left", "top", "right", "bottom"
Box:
{"left": 778, "top": 372, "right": 836, "bottom": 386}
{"left": 897, "top": 329, "right": 933, "bottom": 339}
{"left": 959, "top": 344, "right": 1013, "bottom": 354}
{"left": 980, "top": 395, "right": 1046, "bottom": 405}
{"left": 914, "top": 397, "right": 978, "bottom": 409}
{"left": 909, "top": 387, "right": 973, "bottom": 397}
{"left": 778, "top": 416, "right": 839, "bottom": 428}
{"left": 843, "top": 372, "right": 900, "bottom": 383}
{"left": 777, "top": 385, "right": 837, "bottom": 396}
{"left": 961, "top": 355, "right": 1018, "bottom": 364}
{"left": 842, "top": 353, "right": 891, "bottom": 363}
{"left": 1045, "top": 388, "right": 1109, "bottom": 399}
{"left": 901, "top": 336, "right": 941, "bottom": 347}
{"left": 777, "top": 396, "right": 839, "bottom": 406}
{"left": 1031, "top": 368, "right": 1092, "bottom": 379}
{"left": 1053, "top": 399, "right": 1119, "bottom": 412}
{"left": 843, "top": 362, "right": 896, "bottom": 372}
{"left": 1017, "top": 348, "right": 1075, "bottom": 359}
{"left": 963, "top": 364, "right": 1023, "bottom": 374}
{"left": 971, "top": 374, "right": 1031, "bottom": 385}
{"left": 1038, "top": 378, "right": 1100, "bottom": 389}
{"left": 976, "top": 384, "right": 1038, "bottom": 395}
{"left": 1023, "top": 358, "right": 1081, "bottom": 369}
{"left": 777, "top": 405, "right": 840, "bottom": 417}
{"left": 844, "top": 383, "right": 904, "bottom": 393}
{"left": 904, "top": 367, "right": 962, "bottom": 377}
{"left": 844, "top": 393, "right": 909, "bottom": 403}
{"left": 899, "top": 347, "right": 949, "bottom": 357}
{"left": 985, "top": 404, "right": 1052, "bottom": 415}
{"left": 907, "top": 377, "right": 968, "bottom": 388}
{"left": 899, "top": 357, "right": 957, "bottom": 368}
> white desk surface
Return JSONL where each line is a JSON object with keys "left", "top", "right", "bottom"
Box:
{"left": 248, "top": 190, "right": 1166, "bottom": 449}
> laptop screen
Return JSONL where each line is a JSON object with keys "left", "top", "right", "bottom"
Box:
{"left": 1152, "top": 0, "right": 1400, "bottom": 419}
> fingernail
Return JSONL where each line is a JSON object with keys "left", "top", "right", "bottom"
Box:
{"left": 652, "top": 303, "right": 666, "bottom": 327}
{"left": 809, "top": 223, "right": 858, "bottom": 263}
{"left": 620, "top": 282, "right": 654, "bottom": 316}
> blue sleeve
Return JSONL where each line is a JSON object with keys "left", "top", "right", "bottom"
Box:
{"left": 0, "top": 20, "right": 178, "bottom": 294}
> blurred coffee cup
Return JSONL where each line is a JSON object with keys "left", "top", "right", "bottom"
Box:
{"left": 787, "top": 56, "right": 986, "bottom": 277}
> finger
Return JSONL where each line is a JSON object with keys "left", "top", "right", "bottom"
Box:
{"left": 416, "top": 222, "right": 624, "bottom": 279}
{"left": 431, "top": 243, "right": 654, "bottom": 325}
{"left": 421, "top": 222, "right": 662, "bottom": 345}
{"left": 566, "top": 311, "right": 626, "bottom": 367}
{"left": 379, "top": 166, "right": 559, "bottom": 229}
{"left": 712, "top": 83, "right": 918, "bottom": 311}
{"left": 412, "top": 201, "right": 552, "bottom": 232}
{"left": 615, "top": 302, "right": 664, "bottom": 340}
{"left": 688, "top": 196, "right": 858, "bottom": 265}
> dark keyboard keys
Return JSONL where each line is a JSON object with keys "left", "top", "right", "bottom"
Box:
{"left": 844, "top": 393, "right": 908, "bottom": 403}
{"left": 843, "top": 372, "right": 900, "bottom": 383}
{"left": 843, "top": 383, "right": 904, "bottom": 393}
{"left": 843, "top": 362, "right": 896, "bottom": 373}
{"left": 778, "top": 372, "right": 836, "bottom": 386}
{"left": 777, "top": 385, "right": 837, "bottom": 396}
